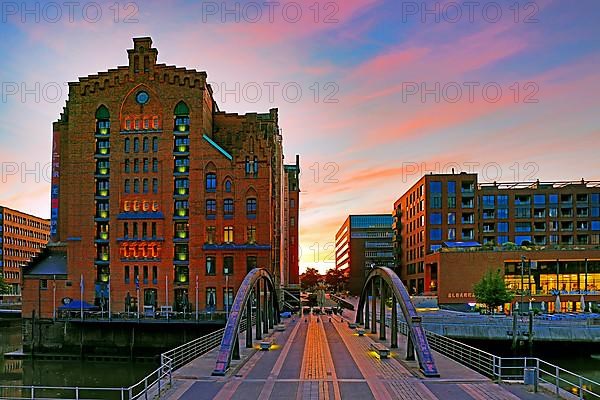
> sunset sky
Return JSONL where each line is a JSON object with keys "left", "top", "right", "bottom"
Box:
{"left": 1, "top": 0, "right": 599, "bottom": 274}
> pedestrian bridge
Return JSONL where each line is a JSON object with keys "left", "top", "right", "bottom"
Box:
{"left": 159, "top": 268, "right": 559, "bottom": 399}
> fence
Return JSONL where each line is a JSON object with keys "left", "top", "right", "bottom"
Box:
{"left": 395, "top": 318, "right": 600, "bottom": 399}
{"left": 0, "top": 318, "right": 251, "bottom": 399}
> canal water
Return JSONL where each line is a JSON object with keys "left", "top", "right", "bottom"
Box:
{"left": 0, "top": 319, "right": 157, "bottom": 394}
{"left": 2, "top": 318, "right": 600, "bottom": 394}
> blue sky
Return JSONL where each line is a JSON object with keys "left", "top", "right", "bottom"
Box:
{"left": 1, "top": 0, "right": 599, "bottom": 273}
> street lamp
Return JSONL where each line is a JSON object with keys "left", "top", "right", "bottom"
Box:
{"left": 520, "top": 255, "right": 526, "bottom": 314}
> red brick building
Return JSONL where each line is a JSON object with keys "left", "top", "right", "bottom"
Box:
{"left": 425, "top": 249, "right": 600, "bottom": 312}
{"left": 22, "top": 37, "right": 300, "bottom": 318}
{"left": 393, "top": 172, "right": 600, "bottom": 309}
{"left": 0, "top": 207, "right": 50, "bottom": 301}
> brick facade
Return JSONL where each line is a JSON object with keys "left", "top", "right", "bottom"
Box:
{"left": 0, "top": 207, "right": 50, "bottom": 300}
{"left": 22, "top": 37, "right": 299, "bottom": 318}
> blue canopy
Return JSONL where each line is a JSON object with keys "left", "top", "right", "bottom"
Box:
{"left": 442, "top": 241, "right": 482, "bottom": 248}
{"left": 58, "top": 300, "right": 99, "bottom": 310}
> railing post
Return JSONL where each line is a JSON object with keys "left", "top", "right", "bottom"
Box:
{"left": 158, "top": 372, "right": 162, "bottom": 398}
{"left": 555, "top": 366, "right": 560, "bottom": 398}
{"left": 31, "top": 386, "right": 34, "bottom": 400}
{"left": 579, "top": 376, "right": 583, "bottom": 400}
{"left": 498, "top": 357, "right": 502, "bottom": 382}
{"left": 121, "top": 387, "right": 125, "bottom": 400}
{"left": 76, "top": 387, "right": 79, "bottom": 400}
{"left": 144, "top": 377, "right": 148, "bottom": 400}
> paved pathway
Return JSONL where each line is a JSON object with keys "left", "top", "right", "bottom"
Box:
{"left": 164, "top": 312, "right": 554, "bottom": 400}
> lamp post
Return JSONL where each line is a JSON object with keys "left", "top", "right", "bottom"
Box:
{"left": 225, "top": 274, "right": 229, "bottom": 320}
{"left": 520, "top": 255, "right": 526, "bottom": 314}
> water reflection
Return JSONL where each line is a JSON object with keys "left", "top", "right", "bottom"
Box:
{"left": 1, "top": 320, "right": 156, "bottom": 396}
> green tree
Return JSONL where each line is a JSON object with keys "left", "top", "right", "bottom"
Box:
{"left": 324, "top": 268, "right": 348, "bottom": 293}
{"left": 473, "top": 270, "right": 514, "bottom": 313}
{"left": 300, "top": 268, "right": 322, "bottom": 291}
{"left": 0, "top": 276, "right": 10, "bottom": 295}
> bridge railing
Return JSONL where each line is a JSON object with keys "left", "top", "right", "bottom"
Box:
{"left": 0, "top": 318, "right": 251, "bottom": 400}
{"left": 394, "top": 318, "right": 600, "bottom": 399}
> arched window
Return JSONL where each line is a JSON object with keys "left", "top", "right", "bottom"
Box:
{"left": 133, "top": 138, "right": 140, "bottom": 153}
{"left": 95, "top": 105, "right": 110, "bottom": 134}
{"left": 152, "top": 179, "right": 158, "bottom": 194}
{"left": 224, "top": 180, "right": 232, "bottom": 193}
{"left": 124, "top": 138, "right": 130, "bottom": 153}
{"left": 133, "top": 179, "right": 140, "bottom": 193}
{"left": 152, "top": 158, "right": 159, "bottom": 173}
{"left": 124, "top": 159, "right": 130, "bottom": 173}
{"left": 152, "top": 137, "right": 159, "bottom": 152}
{"left": 143, "top": 178, "right": 149, "bottom": 193}
{"left": 124, "top": 179, "right": 130, "bottom": 193}
{"left": 143, "top": 137, "right": 149, "bottom": 152}
{"left": 174, "top": 101, "right": 190, "bottom": 132}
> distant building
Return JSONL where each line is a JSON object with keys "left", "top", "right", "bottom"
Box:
{"left": 393, "top": 172, "right": 600, "bottom": 309}
{"left": 22, "top": 37, "right": 300, "bottom": 319}
{"left": 335, "top": 215, "right": 394, "bottom": 295}
{"left": 0, "top": 206, "right": 50, "bottom": 301}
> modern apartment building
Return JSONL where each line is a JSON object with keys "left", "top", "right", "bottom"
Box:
{"left": 393, "top": 172, "right": 479, "bottom": 295}
{"left": 0, "top": 206, "right": 50, "bottom": 300}
{"left": 393, "top": 172, "right": 600, "bottom": 308}
{"left": 335, "top": 214, "right": 394, "bottom": 294}
{"left": 22, "top": 37, "right": 300, "bottom": 319}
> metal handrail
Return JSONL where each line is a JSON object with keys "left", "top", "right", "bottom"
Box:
{"left": 0, "top": 318, "right": 252, "bottom": 399}
{"left": 393, "top": 318, "right": 600, "bottom": 399}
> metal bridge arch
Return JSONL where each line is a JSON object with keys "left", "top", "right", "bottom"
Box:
{"left": 356, "top": 267, "right": 439, "bottom": 377}
{"left": 213, "top": 268, "right": 280, "bottom": 375}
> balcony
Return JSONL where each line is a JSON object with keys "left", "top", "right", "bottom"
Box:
{"left": 561, "top": 195, "right": 573, "bottom": 205}
{"left": 174, "top": 188, "right": 189, "bottom": 196}
{"left": 175, "top": 230, "right": 189, "bottom": 240}
{"left": 560, "top": 208, "right": 573, "bottom": 218}
{"left": 96, "top": 253, "right": 110, "bottom": 263}
{"left": 175, "top": 266, "right": 189, "bottom": 284}
{"left": 96, "top": 189, "right": 109, "bottom": 198}
{"left": 95, "top": 210, "right": 109, "bottom": 221}
{"left": 577, "top": 222, "right": 589, "bottom": 231}
{"left": 534, "top": 223, "right": 546, "bottom": 232}
{"left": 460, "top": 183, "right": 475, "bottom": 195}
{"left": 560, "top": 222, "right": 574, "bottom": 231}
{"left": 461, "top": 200, "right": 474, "bottom": 209}
{"left": 514, "top": 196, "right": 531, "bottom": 206}
{"left": 174, "top": 208, "right": 189, "bottom": 218}
{"left": 461, "top": 217, "right": 475, "bottom": 224}
{"left": 95, "top": 128, "right": 110, "bottom": 137}
{"left": 174, "top": 165, "right": 189, "bottom": 175}
{"left": 576, "top": 194, "right": 589, "bottom": 204}
{"left": 95, "top": 167, "right": 110, "bottom": 177}
{"left": 175, "top": 252, "right": 188, "bottom": 262}
{"left": 533, "top": 209, "right": 545, "bottom": 218}
{"left": 174, "top": 145, "right": 189, "bottom": 155}
{"left": 576, "top": 208, "right": 589, "bottom": 218}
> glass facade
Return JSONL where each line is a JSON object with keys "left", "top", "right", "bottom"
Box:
{"left": 350, "top": 215, "right": 392, "bottom": 229}
{"left": 505, "top": 260, "right": 600, "bottom": 295}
